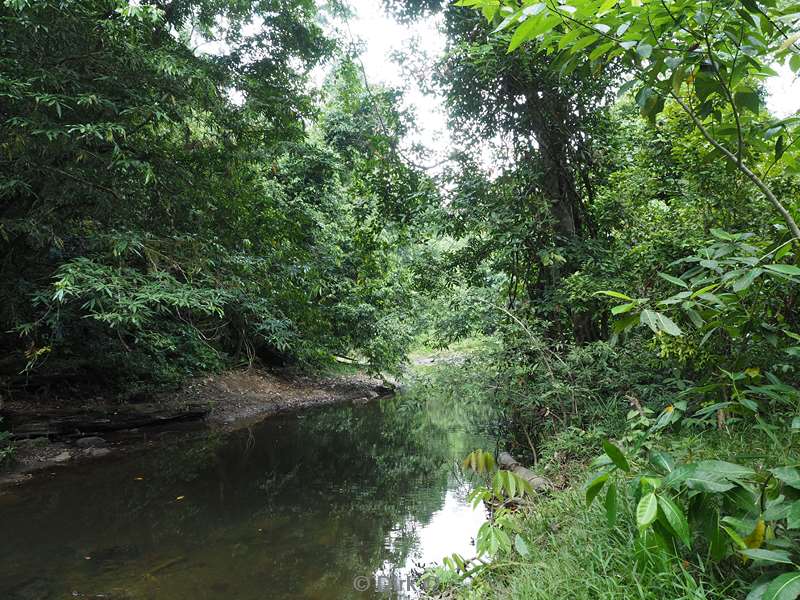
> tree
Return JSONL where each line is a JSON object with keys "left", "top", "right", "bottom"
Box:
{"left": 0, "top": 0, "right": 431, "bottom": 390}
{"left": 458, "top": 0, "right": 800, "bottom": 240}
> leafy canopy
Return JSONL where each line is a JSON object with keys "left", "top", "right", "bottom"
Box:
{"left": 457, "top": 0, "right": 800, "bottom": 238}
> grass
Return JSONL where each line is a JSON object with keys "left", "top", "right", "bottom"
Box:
{"left": 463, "top": 487, "right": 740, "bottom": 600}
{"left": 427, "top": 423, "right": 798, "bottom": 600}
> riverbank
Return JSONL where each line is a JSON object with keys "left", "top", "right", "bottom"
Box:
{"left": 426, "top": 414, "right": 799, "bottom": 600}
{"left": 400, "top": 340, "right": 800, "bottom": 600}
{"left": 0, "top": 368, "right": 392, "bottom": 489}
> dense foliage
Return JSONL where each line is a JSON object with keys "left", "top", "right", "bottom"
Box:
{"left": 1, "top": 0, "right": 433, "bottom": 394}
{"left": 412, "top": 1, "right": 800, "bottom": 598}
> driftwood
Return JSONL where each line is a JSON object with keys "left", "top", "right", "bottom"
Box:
{"left": 3, "top": 402, "right": 211, "bottom": 440}
{"left": 498, "top": 452, "right": 551, "bottom": 492}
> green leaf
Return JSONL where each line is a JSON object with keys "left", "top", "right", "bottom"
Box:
{"left": 695, "top": 460, "right": 756, "bottom": 481}
{"left": 763, "top": 571, "right": 800, "bottom": 600}
{"left": 766, "top": 264, "right": 800, "bottom": 277}
{"left": 514, "top": 533, "right": 531, "bottom": 557}
{"left": 640, "top": 309, "right": 683, "bottom": 336}
{"left": 702, "top": 506, "right": 727, "bottom": 561}
{"left": 507, "top": 14, "right": 560, "bottom": 52}
{"left": 602, "top": 439, "right": 630, "bottom": 472}
{"left": 636, "top": 492, "right": 658, "bottom": 528}
{"left": 507, "top": 16, "right": 540, "bottom": 52}
{"left": 733, "top": 268, "right": 763, "bottom": 292}
{"left": 788, "top": 501, "right": 800, "bottom": 529}
{"left": 658, "top": 272, "right": 688, "bottom": 288}
{"left": 613, "top": 313, "right": 640, "bottom": 334}
{"left": 684, "top": 307, "right": 705, "bottom": 328}
{"left": 749, "top": 579, "right": 772, "bottom": 600}
{"left": 611, "top": 302, "right": 637, "bottom": 315}
{"left": 658, "top": 495, "right": 691, "bottom": 547}
{"left": 663, "top": 463, "right": 737, "bottom": 492}
{"left": 605, "top": 481, "right": 618, "bottom": 526}
{"left": 773, "top": 467, "right": 800, "bottom": 490}
{"left": 636, "top": 42, "right": 652, "bottom": 59}
{"left": 695, "top": 73, "right": 721, "bottom": 101}
{"left": 595, "top": 290, "right": 634, "bottom": 301}
{"left": 741, "top": 548, "right": 794, "bottom": 564}
{"left": 586, "top": 471, "right": 609, "bottom": 506}
{"left": 710, "top": 228, "right": 734, "bottom": 240}
{"left": 777, "top": 135, "right": 786, "bottom": 161}
{"left": 589, "top": 41, "right": 615, "bottom": 61}
{"left": 649, "top": 450, "right": 675, "bottom": 474}
{"left": 734, "top": 88, "right": 760, "bottom": 114}
{"left": 721, "top": 523, "right": 747, "bottom": 549}
{"left": 597, "top": 0, "right": 617, "bottom": 14}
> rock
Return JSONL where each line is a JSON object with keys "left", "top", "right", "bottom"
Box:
{"left": 75, "top": 436, "right": 106, "bottom": 448}
{"left": 52, "top": 451, "right": 71, "bottom": 463}
{"left": 14, "top": 438, "right": 42, "bottom": 447}
{"left": 84, "top": 447, "right": 110, "bottom": 458}
{"left": 375, "top": 385, "right": 395, "bottom": 396}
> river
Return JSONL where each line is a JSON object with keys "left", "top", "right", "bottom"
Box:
{"left": 0, "top": 380, "right": 496, "bottom": 599}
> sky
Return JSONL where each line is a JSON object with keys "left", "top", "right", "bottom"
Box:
{"left": 329, "top": 1, "right": 453, "bottom": 169}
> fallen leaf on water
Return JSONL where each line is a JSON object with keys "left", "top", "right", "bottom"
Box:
{"left": 176, "top": 495, "right": 185, "bottom": 501}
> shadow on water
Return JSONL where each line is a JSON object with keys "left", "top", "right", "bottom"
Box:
{"left": 0, "top": 382, "right": 497, "bottom": 599}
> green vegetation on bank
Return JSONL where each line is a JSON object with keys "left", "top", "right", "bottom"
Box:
{"left": 1, "top": 0, "right": 435, "bottom": 397}
{"left": 417, "top": 343, "right": 800, "bottom": 600}
{"left": 371, "top": 0, "right": 800, "bottom": 597}
{"left": 4, "top": 0, "right": 800, "bottom": 598}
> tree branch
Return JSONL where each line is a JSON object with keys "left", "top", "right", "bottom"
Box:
{"left": 670, "top": 91, "right": 800, "bottom": 241}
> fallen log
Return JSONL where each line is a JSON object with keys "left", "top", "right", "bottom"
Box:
{"left": 498, "top": 452, "right": 550, "bottom": 492}
{"left": 3, "top": 402, "right": 211, "bottom": 440}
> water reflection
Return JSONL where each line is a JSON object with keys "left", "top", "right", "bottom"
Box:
{"left": 0, "top": 382, "right": 495, "bottom": 599}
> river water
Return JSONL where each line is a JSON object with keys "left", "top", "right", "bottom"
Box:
{"left": 0, "top": 383, "right": 496, "bottom": 599}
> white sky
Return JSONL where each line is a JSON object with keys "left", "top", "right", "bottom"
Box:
{"left": 324, "top": 1, "right": 453, "bottom": 168}
{"left": 767, "top": 63, "right": 800, "bottom": 118}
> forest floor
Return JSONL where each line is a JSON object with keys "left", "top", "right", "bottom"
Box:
{"left": 0, "top": 368, "right": 392, "bottom": 489}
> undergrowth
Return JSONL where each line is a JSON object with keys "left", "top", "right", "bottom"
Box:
{"left": 425, "top": 425, "right": 796, "bottom": 600}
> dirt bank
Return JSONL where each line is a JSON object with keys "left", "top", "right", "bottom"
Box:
{"left": 0, "top": 369, "right": 393, "bottom": 489}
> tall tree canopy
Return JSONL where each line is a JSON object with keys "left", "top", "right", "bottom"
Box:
{"left": 0, "top": 0, "right": 433, "bottom": 391}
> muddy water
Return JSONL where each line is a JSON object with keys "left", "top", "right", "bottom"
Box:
{"left": 0, "top": 387, "right": 496, "bottom": 599}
